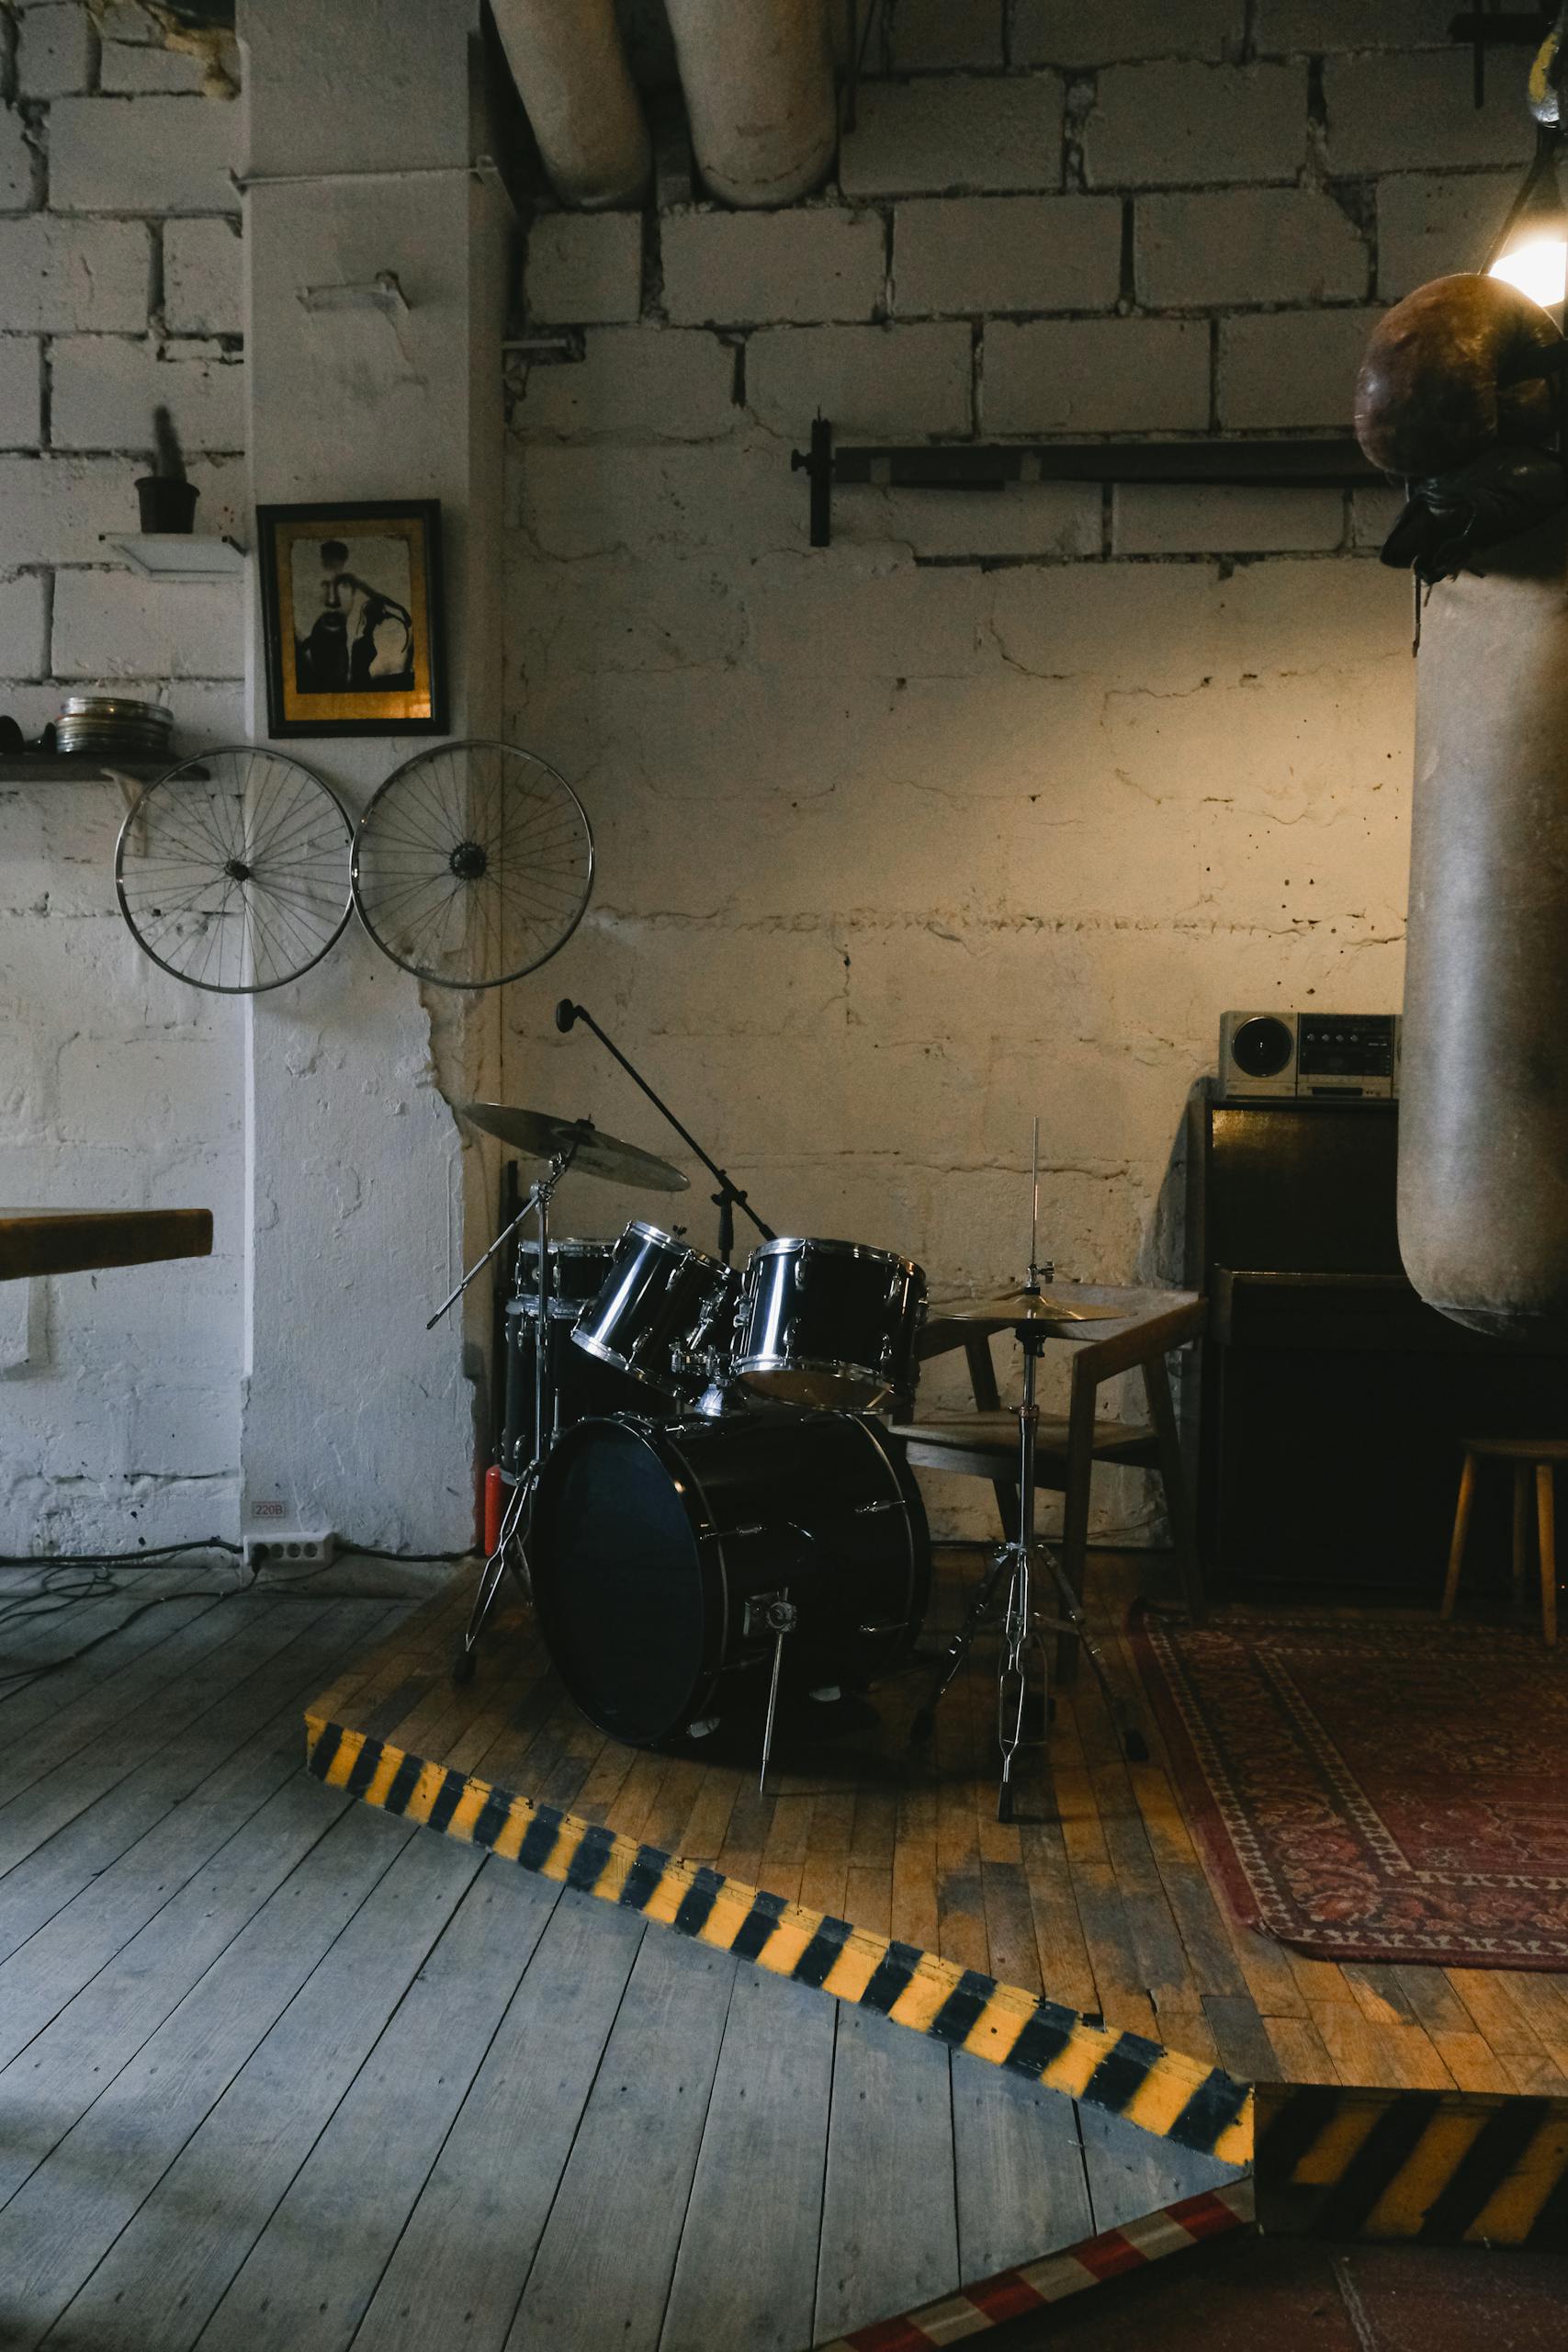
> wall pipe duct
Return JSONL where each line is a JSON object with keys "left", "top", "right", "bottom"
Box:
{"left": 663, "top": 0, "right": 838, "bottom": 209}
{"left": 490, "top": 0, "right": 650, "bottom": 209}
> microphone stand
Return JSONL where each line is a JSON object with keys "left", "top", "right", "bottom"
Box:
{"left": 555, "top": 999, "right": 774, "bottom": 1264}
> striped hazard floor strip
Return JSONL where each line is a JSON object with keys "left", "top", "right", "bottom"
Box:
{"left": 813, "top": 2182, "right": 1255, "bottom": 2350}
{"left": 1255, "top": 2083, "right": 1568, "bottom": 2245}
{"left": 305, "top": 1712, "right": 1254, "bottom": 2164}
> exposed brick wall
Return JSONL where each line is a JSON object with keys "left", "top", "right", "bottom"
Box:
{"left": 505, "top": 10, "right": 1520, "bottom": 1537}
{"left": 0, "top": 4, "right": 245, "bottom": 1553}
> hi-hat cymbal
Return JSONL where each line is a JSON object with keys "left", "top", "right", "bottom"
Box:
{"left": 931, "top": 1287, "right": 1122, "bottom": 1331}
{"left": 458, "top": 1102, "right": 688, "bottom": 1193}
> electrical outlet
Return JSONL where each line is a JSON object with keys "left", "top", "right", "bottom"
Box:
{"left": 245, "top": 1531, "right": 337, "bottom": 1574}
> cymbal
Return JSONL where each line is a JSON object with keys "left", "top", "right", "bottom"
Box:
{"left": 458, "top": 1102, "right": 688, "bottom": 1193}
{"left": 930, "top": 1287, "right": 1122, "bottom": 1330}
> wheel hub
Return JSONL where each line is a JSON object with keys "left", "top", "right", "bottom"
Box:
{"left": 449, "top": 840, "right": 488, "bottom": 881}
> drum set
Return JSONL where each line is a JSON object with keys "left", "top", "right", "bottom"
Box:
{"left": 436, "top": 1073, "right": 1142, "bottom": 1813}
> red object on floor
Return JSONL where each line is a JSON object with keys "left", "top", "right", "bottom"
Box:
{"left": 1130, "top": 1605, "right": 1568, "bottom": 1970}
{"left": 483, "top": 1462, "right": 503, "bottom": 1556}
{"left": 818, "top": 2186, "right": 1252, "bottom": 2352}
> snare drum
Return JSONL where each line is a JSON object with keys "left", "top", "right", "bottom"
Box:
{"left": 573, "top": 1221, "right": 740, "bottom": 1395}
{"left": 734, "top": 1237, "right": 926, "bottom": 1410}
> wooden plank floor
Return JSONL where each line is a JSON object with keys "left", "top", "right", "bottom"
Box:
{"left": 0, "top": 1577, "right": 1235, "bottom": 2352}
{"left": 306, "top": 1551, "right": 1568, "bottom": 2100}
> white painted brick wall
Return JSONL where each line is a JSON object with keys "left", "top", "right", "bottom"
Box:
{"left": 163, "top": 215, "right": 242, "bottom": 334}
{"left": 50, "top": 334, "right": 244, "bottom": 452}
{"left": 51, "top": 570, "right": 243, "bottom": 678}
{"left": 513, "top": 328, "right": 736, "bottom": 440}
{"left": 661, "top": 208, "right": 886, "bottom": 326}
{"left": 893, "top": 194, "right": 1120, "bottom": 316}
{"left": 526, "top": 209, "right": 643, "bottom": 326}
{"left": 1254, "top": 1, "right": 1454, "bottom": 49}
{"left": 1217, "top": 307, "right": 1380, "bottom": 430}
{"left": 1376, "top": 170, "right": 1517, "bottom": 299}
{"left": 1111, "top": 484, "right": 1347, "bottom": 555}
{"left": 0, "top": 216, "right": 150, "bottom": 329}
{"left": 99, "top": 33, "right": 209, "bottom": 93}
{"left": 1011, "top": 1, "right": 1245, "bottom": 65}
{"left": 49, "top": 95, "right": 238, "bottom": 213}
{"left": 0, "top": 572, "right": 49, "bottom": 675}
{"left": 886, "top": 0, "right": 1004, "bottom": 72}
{"left": 1137, "top": 188, "right": 1369, "bottom": 307}
{"left": 747, "top": 322, "right": 972, "bottom": 437}
{"left": 984, "top": 316, "right": 1210, "bottom": 434}
{"left": 0, "top": 46, "right": 246, "bottom": 1555}
{"left": 0, "top": 104, "right": 41, "bottom": 208}
{"left": 0, "top": 337, "right": 42, "bottom": 447}
{"left": 1323, "top": 51, "right": 1532, "bottom": 176}
{"left": 15, "top": 6, "right": 96, "bottom": 99}
{"left": 1086, "top": 62, "right": 1308, "bottom": 187}
{"left": 839, "top": 74, "right": 1064, "bottom": 197}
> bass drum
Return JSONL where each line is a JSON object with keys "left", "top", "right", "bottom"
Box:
{"left": 530, "top": 1409, "right": 930, "bottom": 1748}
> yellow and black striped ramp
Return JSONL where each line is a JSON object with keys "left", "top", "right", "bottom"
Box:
{"left": 304, "top": 1713, "right": 1253, "bottom": 2165}
{"left": 1255, "top": 2082, "right": 1568, "bottom": 2245}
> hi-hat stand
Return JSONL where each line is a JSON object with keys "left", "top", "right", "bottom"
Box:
{"left": 911, "top": 1123, "right": 1146, "bottom": 1820}
{"left": 434, "top": 1134, "right": 583, "bottom": 1686}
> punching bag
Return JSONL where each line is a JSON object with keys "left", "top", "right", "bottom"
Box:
{"left": 1352, "top": 274, "right": 1568, "bottom": 1339}
{"left": 1400, "top": 514, "right": 1568, "bottom": 1338}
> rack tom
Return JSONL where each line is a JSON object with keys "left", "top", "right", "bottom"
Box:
{"left": 734, "top": 1237, "right": 926, "bottom": 1410}
{"left": 573, "top": 1220, "right": 739, "bottom": 1395}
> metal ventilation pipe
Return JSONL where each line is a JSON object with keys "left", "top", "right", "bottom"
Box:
{"left": 663, "top": 0, "right": 838, "bottom": 208}
{"left": 491, "top": 0, "right": 650, "bottom": 209}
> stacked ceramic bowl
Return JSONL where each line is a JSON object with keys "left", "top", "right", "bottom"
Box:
{"left": 54, "top": 695, "right": 175, "bottom": 763}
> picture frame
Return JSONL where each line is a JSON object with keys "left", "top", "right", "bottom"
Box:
{"left": 256, "top": 499, "right": 446, "bottom": 738}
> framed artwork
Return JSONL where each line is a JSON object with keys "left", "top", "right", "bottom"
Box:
{"left": 256, "top": 500, "right": 446, "bottom": 737}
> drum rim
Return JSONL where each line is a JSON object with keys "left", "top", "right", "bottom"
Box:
{"left": 515, "top": 1237, "right": 615, "bottom": 1258}
{"left": 570, "top": 1323, "right": 680, "bottom": 1390}
{"left": 745, "top": 1236, "right": 924, "bottom": 1278}
{"left": 624, "top": 1217, "right": 728, "bottom": 1271}
{"left": 737, "top": 1351, "right": 897, "bottom": 1396}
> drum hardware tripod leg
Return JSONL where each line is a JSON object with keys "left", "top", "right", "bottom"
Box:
{"left": 453, "top": 1472, "right": 531, "bottom": 1686}
{"left": 450, "top": 1144, "right": 577, "bottom": 1687}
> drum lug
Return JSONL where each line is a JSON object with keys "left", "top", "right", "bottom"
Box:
{"left": 743, "top": 1591, "right": 797, "bottom": 1640}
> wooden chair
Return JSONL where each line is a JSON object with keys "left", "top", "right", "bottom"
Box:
{"left": 889, "top": 1285, "right": 1206, "bottom": 1677}
{"left": 1442, "top": 1436, "right": 1567, "bottom": 1646}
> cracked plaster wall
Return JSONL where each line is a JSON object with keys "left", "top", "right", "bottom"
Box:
{"left": 499, "top": 7, "right": 1492, "bottom": 1538}
{"left": 0, "top": 5, "right": 245, "bottom": 1553}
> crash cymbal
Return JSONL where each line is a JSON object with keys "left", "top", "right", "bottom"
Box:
{"left": 931, "top": 1287, "right": 1122, "bottom": 1329}
{"left": 458, "top": 1102, "right": 688, "bottom": 1193}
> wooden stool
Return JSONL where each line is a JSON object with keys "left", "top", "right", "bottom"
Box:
{"left": 1441, "top": 1437, "right": 1568, "bottom": 1645}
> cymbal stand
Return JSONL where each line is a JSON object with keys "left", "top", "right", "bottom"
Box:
{"left": 911, "top": 1122, "right": 1145, "bottom": 1818}
{"left": 453, "top": 1139, "right": 579, "bottom": 1685}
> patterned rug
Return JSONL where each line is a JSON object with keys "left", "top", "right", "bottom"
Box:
{"left": 1129, "top": 1608, "right": 1568, "bottom": 1971}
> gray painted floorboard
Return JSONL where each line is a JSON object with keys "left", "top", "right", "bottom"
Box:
{"left": 0, "top": 1589, "right": 1243, "bottom": 2352}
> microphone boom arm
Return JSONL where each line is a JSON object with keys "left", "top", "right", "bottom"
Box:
{"left": 555, "top": 999, "right": 774, "bottom": 1261}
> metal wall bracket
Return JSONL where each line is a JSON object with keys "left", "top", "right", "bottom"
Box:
{"left": 789, "top": 418, "right": 1382, "bottom": 548}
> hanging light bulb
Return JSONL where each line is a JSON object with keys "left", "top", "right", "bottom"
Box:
{"left": 1486, "top": 107, "right": 1568, "bottom": 314}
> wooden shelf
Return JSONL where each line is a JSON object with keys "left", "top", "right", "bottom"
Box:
{"left": 0, "top": 756, "right": 182, "bottom": 782}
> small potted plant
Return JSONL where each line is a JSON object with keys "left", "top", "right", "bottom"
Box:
{"left": 135, "top": 405, "right": 199, "bottom": 534}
